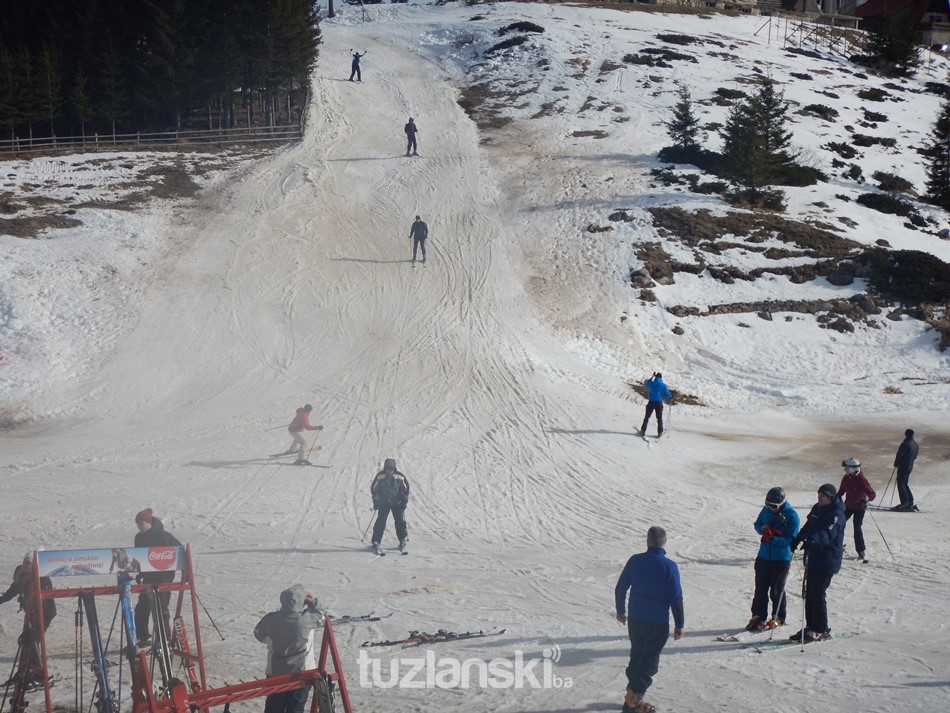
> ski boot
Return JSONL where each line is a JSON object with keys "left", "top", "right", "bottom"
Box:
{"left": 399, "top": 539, "right": 408, "bottom": 555}
{"left": 294, "top": 459, "right": 311, "bottom": 466}
{"left": 744, "top": 616, "right": 766, "bottom": 632}
{"left": 372, "top": 542, "right": 383, "bottom": 556}
{"left": 763, "top": 618, "right": 783, "bottom": 630}
{"left": 622, "top": 688, "right": 656, "bottom": 713}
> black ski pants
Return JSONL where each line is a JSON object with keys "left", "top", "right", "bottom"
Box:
{"left": 349, "top": 65, "right": 361, "bottom": 82}
{"left": 412, "top": 237, "right": 426, "bottom": 263}
{"left": 264, "top": 686, "right": 310, "bottom": 713}
{"left": 372, "top": 506, "right": 408, "bottom": 544}
{"left": 897, "top": 469, "right": 915, "bottom": 506}
{"left": 751, "top": 558, "right": 790, "bottom": 623}
{"left": 625, "top": 618, "right": 669, "bottom": 695}
{"left": 640, "top": 401, "right": 664, "bottom": 435}
{"left": 804, "top": 571, "right": 833, "bottom": 634}
{"left": 844, "top": 508, "right": 867, "bottom": 555}
{"left": 135, "top": 588, "right": 171, "bottom": 642}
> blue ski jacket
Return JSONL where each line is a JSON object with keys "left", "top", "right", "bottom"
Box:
{"left": 615, "top": 546, "right": 684, "bottom": 628}
{"left": 754, "top": 502, "right": 800, "bottom": 561}
{"left": 794, "top": 498, "right": 845, "bottom": 575}
{"left": 646, "top": 376, "right": 672, "bottom": 403}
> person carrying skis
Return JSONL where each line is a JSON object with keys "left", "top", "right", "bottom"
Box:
{"left": 254, "top": 584, "right": 324, "bottom": 713}
{"left": 746, "top": 487, "right": 800, "bottom": 632}
{"left": 370, "top": 458, "right": 410, "bottom": 554}
{"left": 404, "top": 117, "right": 419, "bottom": 156}
{"left": 0, "top": 553, "right": 57, "bottom": 689}
{"left": 283, "top": 404, "right": 323, "bottom": 466}
{"left": 409, "top": 215, "right": 428, "bottom": 265}
{"left": 893, "top": 429, "right": 919, "bottom": 511}
{"left": 133, "top": 509, "right": 183, "bottom": 647}
{"left": 639, "top": 372, "right": 673, "bottom": 437}
{"left": 837, "top": 458, "right": 876, "bottom": 562}
{"left": 349, "top": 51, "right": 366, "bottom": 82}
{"left": 788, "top": 484, "right": 845, "bottom": 642}
{"left": 614, "top": 526, "right": 684, "bottom": 713}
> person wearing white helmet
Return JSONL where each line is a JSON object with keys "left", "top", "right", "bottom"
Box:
{"left": 836, "top": 458, "right": 876, "bottom": 563}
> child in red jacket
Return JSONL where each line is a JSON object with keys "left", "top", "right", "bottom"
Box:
{"left": 837, "top": 458, "right": 876, "bottom": 562}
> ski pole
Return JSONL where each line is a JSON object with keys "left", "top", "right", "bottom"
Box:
{"left": 865, "top": 507, "right": 894, "bottom": 560}
{"left": 799, "top": 552, "right": 808, "bottom": 652}
{"left": 769, "top": 589, "right": 786, "bottom": 641}
{"left": 667, "top": 402, "right": 673, "bottom": 435}
{"left": 360, "top": 509, "right": 375, "bottom": 543}
{"left": 880, "top": 467, "right": 896, "bottom": 507}
{"left": 307, "top": 429, "right": 323, "bottom": 457}
{"left": 264, "top": 425, "right": 286, "bottom": 432}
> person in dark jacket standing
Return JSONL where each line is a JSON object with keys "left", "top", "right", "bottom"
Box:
{"left": 789, "top": 484, "right": 845, "bottom": 642}
{"left": 639, "top": 373, "right": 673, "bottom": 437}
{"left": 404, "top": 117, "right": 419, "bottom": 156}
{"left": 614, "top": 526, "right": 684, "bottom": 713}
{"left": 254, "top": 585, "right": 324, "bottom": 713}
{"left": 133, "top": 509, "right": 183, "bottom": 646}
{"left": 370, "top": 458, "right": 411, "bottom": 555}
{"left": 409, "top": 216, "right": 428, "bottom": 265}
{"left": 746, "top": 487, "right": 800, "bottom": 631}
{"left": 282, "top": 404, "right": 323, "bottom": 466}
{"left": 0, "top": 553, "right": 57, "bottom": 687}
{"left": 349, "top": 51, "right": 366, "bottom": 82}
{"left": 837, "top": 458, "right": 876, "bottom": 562}
{"left": 893, "top": 429, "right": 919, "bottom": 511}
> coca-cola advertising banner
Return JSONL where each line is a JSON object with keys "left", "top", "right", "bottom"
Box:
{"left": 36, "top": 547, "right": 185, "bottom": 577}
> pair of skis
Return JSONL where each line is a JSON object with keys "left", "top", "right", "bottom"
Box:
{"left": 331, "top": 612, "right": 392, "bottom": 624}
{"left": 360, "top": 628, "right": 507, "bottom": 649}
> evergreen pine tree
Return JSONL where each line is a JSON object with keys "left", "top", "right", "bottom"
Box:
{"left": 923, "top": 99, "right": 950, "bottom": 209}
{"left": 665, "top": 86, "right": 700, "bottom": 149}
{"left": 866, "top": 18, "right": 920, "bottom": 77}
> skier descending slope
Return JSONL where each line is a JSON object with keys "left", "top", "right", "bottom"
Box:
{"left": 370, "top": 459, "right": 411, "bottom": 555}
{"left": 639, "top": 373, "right": 673, "bottom": 438}
{"left": 282, "top": 404, "right": 323, "bottom": 465}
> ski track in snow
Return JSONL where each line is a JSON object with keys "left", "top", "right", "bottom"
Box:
{"left": 2, "top": 4, "right": 950, "bottom": 713}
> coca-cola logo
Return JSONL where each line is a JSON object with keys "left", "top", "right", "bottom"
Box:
{"left": 147, "top": 547, "right": 177, "bottom": 570}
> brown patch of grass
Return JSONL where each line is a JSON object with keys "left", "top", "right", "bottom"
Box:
{"left": 0, "top": 214, "right": 82, "bottom": 238}
{"left": 628, "top": 381, "right": 705, "bottom": 406}
{"left": 571, "top": 130, "right": 609, "bottom": 139}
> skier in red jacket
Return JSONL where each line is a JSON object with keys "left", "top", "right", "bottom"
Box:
{"left": 283, "top": 404, "right": 323, "bottom": 465}
{"left": 837, "top": 457, "right": 876, "bottom": 563}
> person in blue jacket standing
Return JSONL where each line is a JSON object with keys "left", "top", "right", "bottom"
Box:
{"left": 639, "top": 372, "right": 673, "bottom": 437}
{"left": 615, "top": 526, "right": 685, "bottom": 713}
{"left": 746, "top": 487, "right": 800, "bottom": 631}
{"left": 789, "top": 483, "right": 845, "bottom": 642}
{"left": 349, "top": 50, "right": 366, "bottom": 82}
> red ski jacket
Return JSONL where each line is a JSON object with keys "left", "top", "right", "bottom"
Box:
{"left": 837, "top": 471, "right": 876, "bottom": 511}
{"left": 288, "top": 408, "right": 318, "bottom": 432}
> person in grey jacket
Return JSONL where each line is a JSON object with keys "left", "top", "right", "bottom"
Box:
{"left": 254, "top": 585, "right": 324, "bottom": 713}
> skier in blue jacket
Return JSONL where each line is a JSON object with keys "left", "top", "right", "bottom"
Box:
{"left": 639, "top": 372, "right": 673, "bottom": 437}
{"left": 789, "top": 484, "right": 845, "bottom": 642}
{"left": 746, "top": 487, "right": 800, "bottom": 631}
{"left": 615, "top": 526, "right": 684, "bottom": 713}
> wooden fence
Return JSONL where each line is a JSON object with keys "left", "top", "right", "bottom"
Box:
{"left": 0, "top": 125, "right": 303, "bottom": 158}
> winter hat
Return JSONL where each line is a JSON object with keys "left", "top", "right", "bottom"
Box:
{"left": 818, "top": 484, "right": 837, "bottom": 500}
{"left": 304, "top": 404, "right": 313, "bottom": 412}
{"left": 135, "top": 508, "right": 154, "bottom": 524}
{"left": 905, "top": 428, "right": 914, "bottom": 438}
{"left": 384, "top": 458, "right": 397, "bottom": 471}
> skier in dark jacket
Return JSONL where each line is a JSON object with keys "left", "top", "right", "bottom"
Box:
{"left": 133, "top": 509, "right": 183, "bottom": 645}
{"left": 893, "top": 429, "right": 919, "bottom": 511}
{"left": 837, "top": 458, "right": 875, "bottom": 562}
{"left": 639, "top": 372, "right": 673, "bottom": 437}
{"left": 349, "top": 51, "right": 366, "bottom": 82}
{"left": 370, "top": 458, "right": 411, "bottom": 554}
{"left": 0, "top": 553, "right": 57, "bottom": 687}
{"left": 789, "top": 484, "right": 845, "bottom": 642}
{"left": 614, "top": 526, "right": 684, "bottom": 713}
{"left": 747, "top": 487, "right": 800, "bottom": 631}
{"left": 404, "top": 118, "right": 419, "bottom": 156}
{"left": 254, "top": 584, "right": 324, "bottom": 713}
{"left": 409, "top": 216, "right": 428, "bottom": 265}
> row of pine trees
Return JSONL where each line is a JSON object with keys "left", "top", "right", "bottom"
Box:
{"left": 0, "top": 0, "right": 321, "bottom": 141}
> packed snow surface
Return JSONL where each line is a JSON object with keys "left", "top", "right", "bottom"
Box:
{"left": 2, "top": 4, "right": 949, "bottom": 713}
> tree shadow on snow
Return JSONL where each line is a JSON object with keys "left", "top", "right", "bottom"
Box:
{"left": 331, "top": 257, "right": 412, "bottom": 265}
{"left": 546, "top": 427, "right": 638, "bottom": 437}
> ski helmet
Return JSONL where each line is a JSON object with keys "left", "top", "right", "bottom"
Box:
{"left": 304, "top": 404, "right": 313, "bottom": 412}
{"left": 842, "top": 457, "right": 861, "bottom": 473}
{"left": 765, "top": 487, "right": 786, "bottom": 508}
